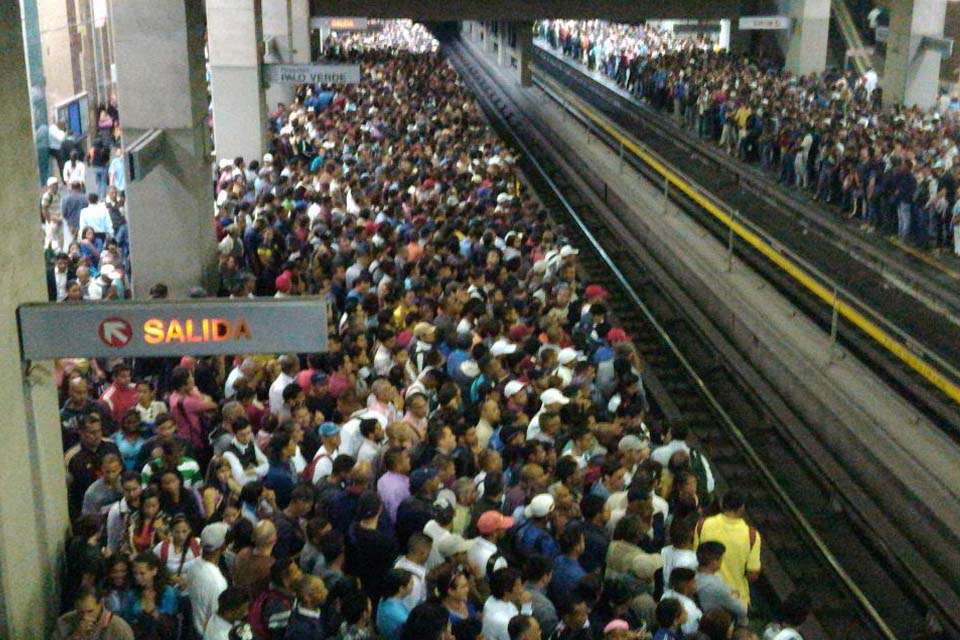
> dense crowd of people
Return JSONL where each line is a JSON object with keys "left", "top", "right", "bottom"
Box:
{"left": 53, "top": 21, "right": 812, "bottom": 640}
{"left": 538, "top": 20, "right": 960, "bottom": 257}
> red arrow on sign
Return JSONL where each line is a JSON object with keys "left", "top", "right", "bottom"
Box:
{"left": 98, "top": 317, "right": 133, "bottom": 348}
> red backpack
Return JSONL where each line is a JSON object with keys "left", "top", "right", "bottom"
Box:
{"left": 300, "top": 449, "right": 331, "bottom": 484}
{"left": 248, "top": 588, "right": 292, "bottom": 639}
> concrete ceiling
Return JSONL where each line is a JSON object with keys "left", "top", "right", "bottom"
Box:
{"left": 310, "top": 0, "right": 744, "bottom": 21}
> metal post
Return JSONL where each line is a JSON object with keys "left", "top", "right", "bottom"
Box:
{"left": 662, "top": 176, "right": 669, "bottom": 214}
{"left": 830, "top": 289, "right": 840, "bottom": 344}
{"left": 727, "top": 211, "right": 736, "bottom": 272}
{"left": 619, "top": 142, "right": 624, "bottom": 172}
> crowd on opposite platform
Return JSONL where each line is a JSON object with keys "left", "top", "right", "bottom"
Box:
{"left": 42, "top": 99, "right": 131, "bottom": 303}
{"left": 538, "top": 20, "right": 960, "bottom": 256}
{"left": 52, "top": 20, "right": 813, "bottom": 640}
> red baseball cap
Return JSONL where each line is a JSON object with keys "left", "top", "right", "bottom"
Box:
{"left": 606, "top": 327, "right": 631, "bottom": 344}
{"left": 585, "top": 284, "right": 609, "bottom": 299}
{"left": 477, "top": 511, "right": 515, "bottom": 535}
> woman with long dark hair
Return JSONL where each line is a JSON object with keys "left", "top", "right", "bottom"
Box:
{"left": 120, "top": 551, "right": 178, "bottom": 639}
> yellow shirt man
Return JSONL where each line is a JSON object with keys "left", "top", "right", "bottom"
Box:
{"left": 696, "top": 511, "right": 761, "bottom": 608}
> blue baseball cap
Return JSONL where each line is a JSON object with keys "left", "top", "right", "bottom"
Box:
{"left": 319, "top": 422, "right": 340, "bottom": 437}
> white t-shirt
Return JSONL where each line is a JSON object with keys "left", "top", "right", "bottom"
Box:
{"left": 185, "top": 558, "right": 228, "bottom": 635}
{"left": 661, "top": 589, "right": 701, "bottom": 636}
{"left": 203, "top": 615, "right": 234, "bottom": 640}
{"left": 660, "top": 546, "right": 698, "bottom": 587}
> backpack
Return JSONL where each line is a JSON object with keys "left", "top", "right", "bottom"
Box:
{"left": 688, "top": 448, "right": 714, "bottom": 506}
{"left": 158, "top": 538, "right": 201, "bottom": 574}
{"left": 248, "top": 588, "right": 292, "bottom": 640}
{"left": 301, "top": 449, "right": 332, "bottom": 484}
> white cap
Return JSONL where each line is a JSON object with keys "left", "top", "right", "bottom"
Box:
{"left": 436, "top": 534, "right": 472, "bottom": 559}
{"left": 525, "top": 493, "right": 556, "bottom": 519}
{"left": 618, "top": 435, "right": 650, "bottom": 452}
{"left": 200, "top": 522, "right": 230, "bottom": 550}
{"left": 262, "top": 152, "right": 274, "bottom": 164}
{"left": 217, "top": 158, "right": 233, "bottom": 170}
{"left": 490, "top": 339, "right": 518, "bottom": 357}
{"left": 539, "top": 388, "right": 569, "bottom": 406}
{"left": 558, "top": 348, "right": 583, "bottom": 366}
{"left": 504, "top": 380, "right": 527, "bottom": 398}
{"left": 459, "top": 360, "right": 480, "bottom": 379}
{"left": 46, "top": 176, "right": 59, "bottom": 186}
{"left": 496, "top": 192, "right": 513, "bottom": 204}
{"left": 559, "top": 245, "right": 579, "bottom": 258}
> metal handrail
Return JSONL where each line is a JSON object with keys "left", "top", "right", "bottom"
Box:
{"left": 833, "top": 0, "right": 872, "bottom": 75}
{"left": 447, "top": 41, "right": 898, "bottom": 640}
{"left": 532, "top": 68, "right": 960, "bottom": 399}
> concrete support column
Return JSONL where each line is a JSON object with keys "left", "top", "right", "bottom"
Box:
{"left": 0, "top": 4, "right": 71, "bottom": 637}
{"left": 883, "top": 0, "right": 947, "bottom": 108}
{"left": 207, "top": 0, "right": 268, "bottom": 164}
{"left": 516, "top": 21, "right": 533, "bottom": 86}
{"left": 497, "top": 22, "right": 507, "bottom": 67}
{"left": 785, "top": 0, "right": 830, "bottom": 75}
{"left": 263, "top": 0, "right": 310, "bottom": 110}
{"left": 111, "top": 0, "right": 217, "bottom": 297}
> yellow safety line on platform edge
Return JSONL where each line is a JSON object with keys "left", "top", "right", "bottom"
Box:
{"left": 535, "top": 71, "right": 960, "bottom": 407}
{"left": 888, "top": 237, "right": 960, "bottom": 280}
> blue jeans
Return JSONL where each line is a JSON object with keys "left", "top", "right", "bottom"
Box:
{"left": 897, "top": 202, "right": 912, "bottom": 238}
{"left": 94, "top": 166, "right": 109, "bottom": 199}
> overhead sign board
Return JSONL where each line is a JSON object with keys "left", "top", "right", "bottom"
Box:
{"left": 263, "top": 63, "right": 361, "bottom": 85}
{"left": 309, "top": 17, "right": 368, "bottom": 31}
{"left": 17, "top": 298, "right": 328, "bottom": 360}
{"left": 738, "top": 16, "right": 791, "bottom": 30}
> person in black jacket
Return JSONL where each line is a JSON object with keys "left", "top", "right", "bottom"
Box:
{"left": 345, "top": 492, "right": 399, "bottom": 604}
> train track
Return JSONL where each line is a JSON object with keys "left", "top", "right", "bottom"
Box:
{"left": 443, "top": 38, "right": 941, "bottom": 640}
{"left": 532, "top": 45, "right": 960, "bottom": 438}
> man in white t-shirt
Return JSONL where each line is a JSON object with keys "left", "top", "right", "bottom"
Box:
{"left": 184, "top": 522, "right": 230, "bottom": 636}
{"left": 268, "top": 354, "right": 299, "bottom": 416}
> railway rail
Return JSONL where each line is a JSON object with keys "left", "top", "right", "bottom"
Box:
{"left": 531, "top": 45, "right": 960, "bottom": 438}
{"left": 444, "top": 37, "right": 949, "bottom": 640}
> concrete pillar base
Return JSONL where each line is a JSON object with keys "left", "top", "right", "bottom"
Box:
{"left": 111, "top": 0, "right": 217, "bottom": 297}
{"left": 785, "top": 0, "right": 830, "bottom": 76}
{"left": 883, "top": 0, "right": 948, "bottom": 108}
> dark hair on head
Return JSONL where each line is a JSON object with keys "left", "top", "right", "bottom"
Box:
{"left": 270, "top": 556, "right": 298, "bottom": 586}
{"left": 384, "top": 447, "right": 408, "bottom": 472}
{"left": 170, "top": 366, "right": 192, "bottom": 391}
{"left": 612, "top": 514, "right": 645, "bottom": 543}
{"left": 359, "top": 418, "right": 379, "bottom": 438}
{"left": 120, "top": 470, "right": 141, "bottom": 485}
{"left": 341, "top": 590, "right": 370, "bottom": 625}
{"left": 268, "top": 430, "right": 293, "bottom": 461}
{"left": 669, "top": 513, "right": 698, "bottom": 548}
{"left": 282, "top": 382, "right": 303, "bottom": 403}
{"left": 720, "top": 490, "right": 745, "bottom": 512}
{"left": 131, "top": 550, "right": 171, "bottom": 590}
{"left": 698, "top": 608, "right": 734, "bottom": 640}
{"left": 483, "top": 472, "right": 504, "bottom": 498}
{"left": 239, "top": 480, "right": 265, "bottom": 505}
{"left": 555, "top": 457, "right": 579, "bottom": 483}
{"left": 508, "top": 615, "right": 536, "bottom": 640}
{"left": 401, "top": 602, "right": 452, "bottom": 640}
{"left": 558, "top": 523, "right": 584, "bottom": 554}
{"left": 555, "top": 591, "right": 587, "bottom": 617}
{"left": 656, "top": 597, "right": 683, "bottom": 628}
{"left": 384, "top": 568, "right": 413, "bottom": 597}
{"left": 217, "top": 586, "right": 251, "bottom": 615}
{"left": 668, "top": 567, "right": 696, "bottom": 591}
{"left": 781, "top": 591, "right": 812, "bottom": 626}
{"left": 331, "top": 454, "right": 356, "bottom": 477}
{"left": 72, "top": 513, "right": 102, "bottom": 539}
{"left": 305, "top": 516, "right": 330, "bottom": 544}
{"left": 580, "top": 494, "right": 606, "bottom": 521}
{"left": 522, "top": 554, "right": 552, "bottom": 584}
{"left": 489, "top": 567, "right": 522, "bottom": 600}
{"left": 355, "top": 491, "right": 382, "bottom": 520}
{"left": 227, "top": 516, "right": 254, "bottom": 550}
{"left": 452, "top": 617, "right": 482, "bottom": 640}
{"left": 74, "top": 584, "right": 102, "bottom": 604}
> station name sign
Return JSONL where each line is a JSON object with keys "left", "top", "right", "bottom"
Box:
{"left": 263, "top": 63, "right": 361, "bottom": 85}
{"left": 309, "top": 17, "right": 369, "bottom": 31}
{"left": 738, "top": 15, "right": 791, "bottom": 30}
{"left": 17, "top": 298, "right": 328, "bottom": 360}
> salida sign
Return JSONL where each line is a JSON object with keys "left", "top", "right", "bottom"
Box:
{"left": 143, "top": 317, "right": 253, "bottom": 344}
{"left": 18, "top": 298, "right": 327, "bottom": 360}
